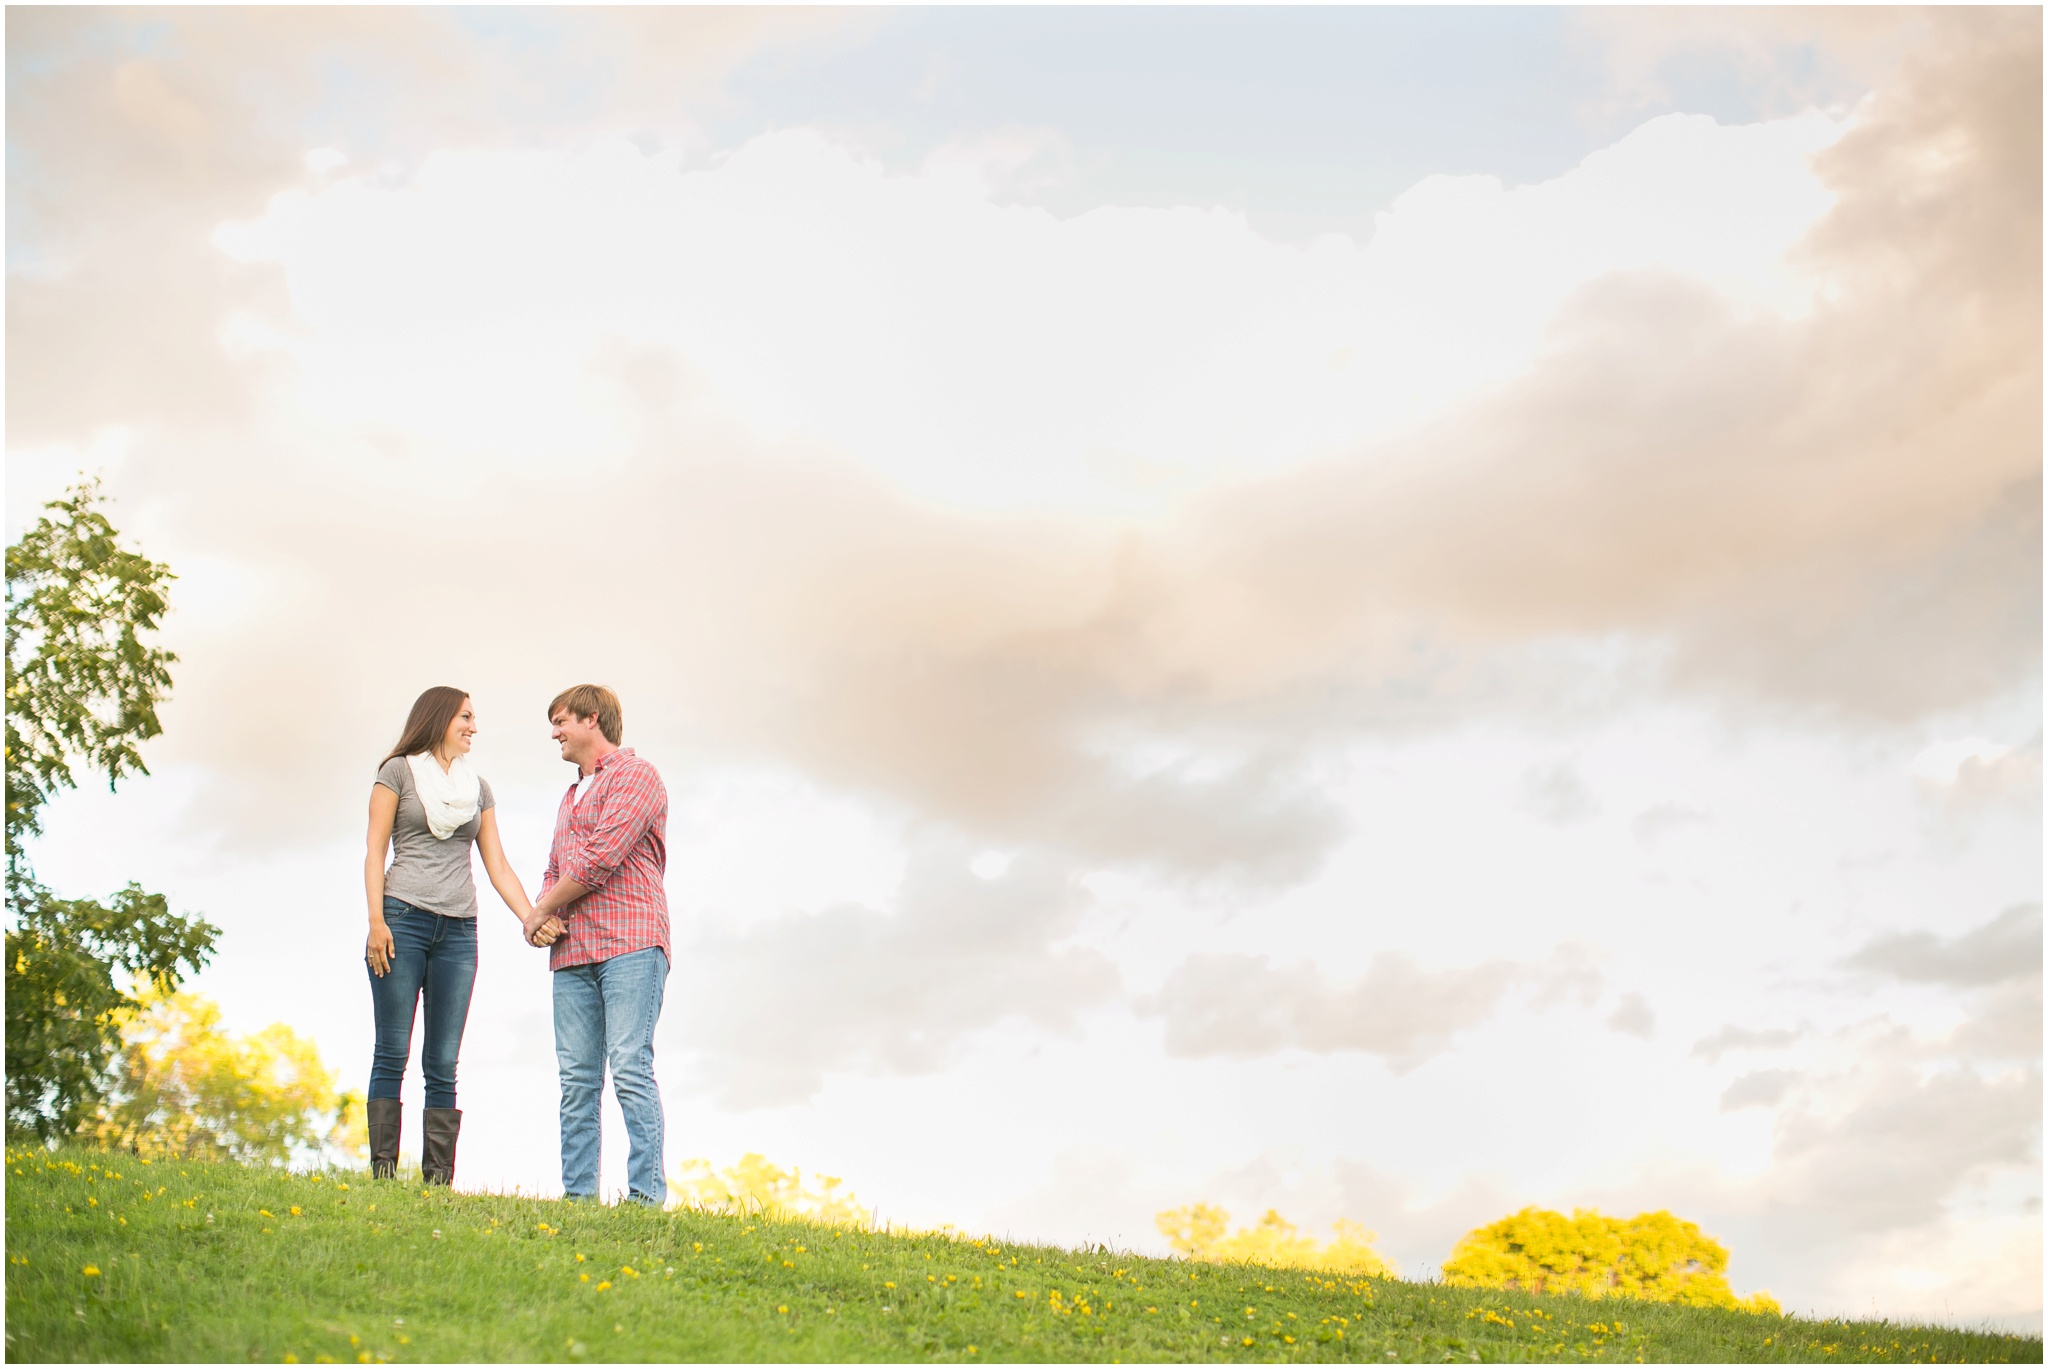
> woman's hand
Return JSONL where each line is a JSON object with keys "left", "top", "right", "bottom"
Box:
{"left": 367, "top": 918, "right": 396, "bottom": 977}
{"left": 521, "top": 908, "right": 562, "bottom": 947}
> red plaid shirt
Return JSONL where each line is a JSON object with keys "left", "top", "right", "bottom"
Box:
{"left": 542, "top": 747, "right": 669, "bottom": 971}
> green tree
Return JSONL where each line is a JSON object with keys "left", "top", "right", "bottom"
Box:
{"left": 1441, "top": 1206, "right": 1779, "bottom": 1313}
{"left": 86, "top": 988, "right": 362, "bottom": 1166}
{"left": 5, "top": 481, "right": 219, "bottom": 1140}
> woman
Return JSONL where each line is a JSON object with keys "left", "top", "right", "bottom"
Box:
{"left": 363, "top": 686, "right": 561, "bottom": 1185}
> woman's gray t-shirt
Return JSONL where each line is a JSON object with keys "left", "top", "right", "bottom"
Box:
{"left": 375, "top": 757, "right": 496, "bottom": 917}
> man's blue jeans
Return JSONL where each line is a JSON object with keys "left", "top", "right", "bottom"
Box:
{"left": 366, "top": 898, "right": 477, "bottom": 1109}
{"left": 553, "top": 947, "right": 668, "bottom": 1203}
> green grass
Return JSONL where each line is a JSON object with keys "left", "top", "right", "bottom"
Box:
{"left": 5, "top": 1148, "right": 2038, "bottom": 1364}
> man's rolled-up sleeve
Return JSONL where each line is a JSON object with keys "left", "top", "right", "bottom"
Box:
{"left": 561, "top": 767, "right": 662, "bottom": 891}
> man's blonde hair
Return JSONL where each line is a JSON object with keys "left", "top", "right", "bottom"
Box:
{"left": 547, "top": 684, "right": 623, "bottom": 745}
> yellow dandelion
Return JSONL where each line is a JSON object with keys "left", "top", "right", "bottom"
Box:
{"left": 968, "top": 1348, "right": 978, "bottom": 1356}
{"left": 778, "top": 1305, "right": 789, "bottom": 1315}
{"left": 285, "top": 1356, "right": 300, "bottom": 1364}
{"left": 88, "top": 1197, "right": 98, "bottom": 1207}
{"left": 580, "top": 1273, "right": 590, "bottom": 1283}
{"left": 1015, "top": 1291, "right": 1028, "bottom": 1299}
{"left": 289, "top": 1207, "right": 302, "bottom": 1217}
{"left": 260, "top": 1209, "right": 274, "bottom": 1218}
{"left": 621, "top": 1266, "right": 638, "bottom": 1278}
{"left": 884, "top": 1281, "right": 895, "bottom": 1290}
{"left": 596, "top": 1281, "right": 612, "bottom": 1291}
{"left": 575, "top": 1252, "right": 586, "bottom": 1262}
{"left": 82, "top": 1265, "right": 101, "bottom": 1277}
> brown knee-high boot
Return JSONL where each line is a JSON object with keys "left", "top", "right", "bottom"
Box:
{"left": 421, "top": 1107, "right": 462, "bottom": 1186}
{"left": 367, "top": 1098, "right": 402, "bottom": 1180}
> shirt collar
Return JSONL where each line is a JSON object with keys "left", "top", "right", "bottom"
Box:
{"left": 570, "top": 747, "right": 633, "bottom": 792}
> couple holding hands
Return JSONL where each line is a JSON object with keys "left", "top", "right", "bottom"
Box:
{"left": 362, "top": 683, "right": 669, "bottom": 1204}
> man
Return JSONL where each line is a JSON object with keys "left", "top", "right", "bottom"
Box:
{"left": 528, "top": 684, "right": 670, "bottom": 1205}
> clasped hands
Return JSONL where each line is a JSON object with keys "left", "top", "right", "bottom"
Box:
{"left": 522, "top": 907, "right": 567, "bottom": 948}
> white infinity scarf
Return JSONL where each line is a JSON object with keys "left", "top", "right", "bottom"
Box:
{"left": 407, "top": 752, "right": 481, "bottom": 840}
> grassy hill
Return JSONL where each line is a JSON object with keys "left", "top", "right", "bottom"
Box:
{"left": 6, "top": 1147, "right": 2038, "bottom": 1364}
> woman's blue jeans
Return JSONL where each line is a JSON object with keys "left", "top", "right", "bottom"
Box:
{"left": 366, "top": 897, "right": 477, "bottom": 1109}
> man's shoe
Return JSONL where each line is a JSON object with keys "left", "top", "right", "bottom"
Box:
{"left": 367, "top": 1098, "right": 402, "bottom": 1180}
{"left": 421, "top": 1107, "right": 462, "bottom": 1186}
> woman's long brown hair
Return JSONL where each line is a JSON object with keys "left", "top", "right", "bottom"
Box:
{"left": 382, "top": 686, "right": 470, "bottom": 766}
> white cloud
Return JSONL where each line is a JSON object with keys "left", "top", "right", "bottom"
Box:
{"left": 969, "top": 849, "right": 1014, "bottom": 881}
{"left": 1142, "top": 945, "right": 1601, "bottom": 1070}
{"left": 1694, "top": 1025, "right": 1806, "bottom": 1063}
{"left": 209, "top": 109, "right": 1848, "bottom": 518}
{"left": 1910, "top": 737, "right": 2014, "bottom": 785}
{"left": 1843, "top": 904, "right": 2042, "bottom": 988}
{"left": 1521, "top": 760, "right": 1600, "bottom": 825}
{"left": 677, "top": 837, "right": 1119, "bottom": 1108}
{"left": 1721, "top": 1068, "right": 1797, "bottom": 1111}
{"left": 1633, "top": 802, "right": 1712, "bottom": 846}
{"left": 1607, "top": 992, "right": 1657, "bottom": 1038}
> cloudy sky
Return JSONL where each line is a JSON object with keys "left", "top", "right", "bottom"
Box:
{"left": 8, "top": 6, "right": 2040, "bottom": 1331}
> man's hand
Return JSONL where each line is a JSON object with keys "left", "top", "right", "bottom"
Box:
{"left": 523, "top": 910, "right": 565, "bottom": 947}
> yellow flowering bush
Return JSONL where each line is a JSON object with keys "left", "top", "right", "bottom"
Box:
{"left": 1155, "top": 1204, "right": 1397, "bottom": 1279}
{"left": 668, "top": 1153, "right": 868, "bottom": 1227}
{"left": 1441, "top": 1207, "right": 1778, "bottom": 1313}
{"left": 82, "top": 987, "right": 363, "bottom": 1166}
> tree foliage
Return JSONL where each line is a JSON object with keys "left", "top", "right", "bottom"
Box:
{"left": 1441, "top": 1206, "right": 1779, "bottom": 1314}
{"left": 5, "top": 481, "right": 178, "bottom": 881}
{"left": 669, "top": 1152, "right": 870, "bottom": 1227}
{"left": 1156, "top": 1203, "right": 1398, "bottom": 1279}
{"left": 84, "top": 988, "right": 363, "bottom": 1166}
{"left": 5, "top": 481, "right": 219, "bottom": 1140}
